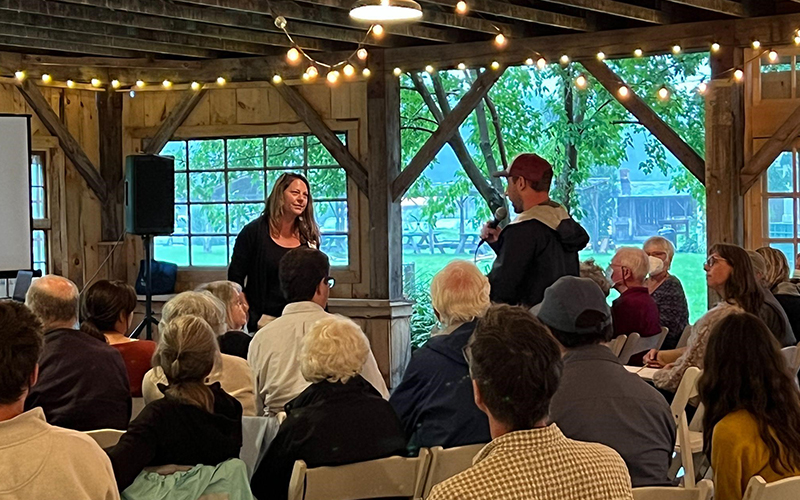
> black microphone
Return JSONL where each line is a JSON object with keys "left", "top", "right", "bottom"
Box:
{"left": 486, "top": 206, "right": 508, "bottom": 231}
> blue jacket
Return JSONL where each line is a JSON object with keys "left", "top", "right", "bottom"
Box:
{"left": 390, "top": 321, "right": 490, "bottom": 451}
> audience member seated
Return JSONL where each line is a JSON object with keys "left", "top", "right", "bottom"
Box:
{"left": 390, "top": 260, "right": 491, "bottom": 451}
{"left": 107, "top": 316, "right": 243, "bottom": 491}
{"left": 538, "top": 276, "right": 675, "bottom": 487}
{"left": 24, "top": 275, "right": 131, "bottom": 430}
{"left": 141, "top": 291, "right": 256, "bottom": 416}
{"left": 747, "top": 250, "right": 795, "bottom": 347}
{"left": 758, "top": 247, "right": 800, "bottom": 343}
{"left": 197, "top": 280, "right": 252, "bottom": 359}
{"left": 608, "top": 247, "right": 661, "bottom": 365}
{"left": 644, "top": 236, "right": 689, "bottom": 351}
{"left": 698, "top": 312, "right": 800, "bottom": 500}
{"left": 428, "top": 305, "right": 633, "bottom": 500}
{"left": 0, "top": 301, "right": 120, "bottom": 499}
{"left": 82, "top": 280, "right": 156, "bottom": 397}
{"left": 248, "top": 247, "right": 388, "bottom": 421}
{"left": 251, "top": 316, "right": 406, "bottom": 500}
{"left": 646, "top": 244, "right": 760, "bottom": 394}
{"left": 580, "top": 258, "right": 611, "bottom": 297}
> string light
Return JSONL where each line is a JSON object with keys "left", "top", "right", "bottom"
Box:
{"left": 768, "top": 50, "right": 779, "bottom": 62}
{"left": 575, "top": 75, "right": 587, "bottom": 89}
{"left": 306, "top": 66, "right": 319, "bottom": 79}
{"left": 372, "top": 24, "right": 384, "bottom": 37}
{"left": 327, "top": 70, "right": 340, "bottom": 83}
{"left": 458, "top": 62, "right": 467, "bottom": 70}
{"left": 495, "top": 34, "right": 506, "bottom": 47}
{"left": 302, "top": 73, "right": 311, "bottom": 81}
{"left": 425, "top": 65, "right": 434, "bottom": 73}
{"left": 362, "top": 68, "right": 371, "bottom": 77}
{"left": 536, "top": 57, "right": 547, "bottom": 69}
{"left": 357, "top": 48, "right": 368, "bottom": 60}
{"left": 41, "top": 74, "right": 52, "bottom": 84}
{"left": 752, "top": 40, "right": 761, "bottom": 49}
{"left": 129, "top": 90, "right": 135, "bottom": 98}
{"left": 393, "top": 67, "right": 402, "bottom": 76}
{"left": 697, "top": 82, "right": 708, "bottom": 94}
{"left": 672, "top": 45, "right": 681, "bottom": 54}
{"left": 524, "top": 58, "right": 534, "bottom": 66}
{"left": 287, "top": 48, "right": 300, "bottom": 63}
{"left": 272, "top": 74, "right": 282, "bottom": 84}
{"left": 162, "top": 80, "right": 172, "bottom": 88}
{"left": 491, "top": 61, "right": 500, "bottom": 70}
{"left": 657, "top": 86, "right": 670, "bottom": 101}
{"left": 734, "top": 69, "right": 744, "bottom": 81}
{"left": 711, "top": 42, "right": 720, "bottom": 52}
{"left": 618, "top": 85, "right": 629, "bottom": 98}
{"left": 596, "top": 51, "right": 605, "bottom": 61}
{"left": 136, "top": 80, "right": 145, "bottom": 88}
{"left": 795, "top": 35, "right": 800, "bottom": 45}
{"left": 66, "top": 79, "right": 75, "bottom": 88}
{"left": 343, "top": 64, "right": 356, "bottom": 77}
{"left": 560, "top": 54, "right": 570, "bottom": 64}
{"left": 634, "top": 48, "right": 643, "bottom": 57}
{"left": 217, "top": 76, "right": 226, "bottom": 85}
{"left": 111, "top": 79, "right": 121, "bottom": 89}
{"left": 14, "top": 70, "right": 24, "bottom": 81}
{"left": 191, "top": 81, "right": 202, "bottom": 91}
{"left": 456, "top": 0, "right": 467, "bottom": 14}
{"left": 91, "top": 78, "right": 101, "bottom": 87}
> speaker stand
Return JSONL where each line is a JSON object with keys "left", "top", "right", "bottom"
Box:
{"left": 131, "top": 234, "right": 158, "bottom": 340}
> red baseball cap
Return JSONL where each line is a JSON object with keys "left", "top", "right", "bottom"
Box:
{"left": 492, "top": 153, "right": 553, "bottom": 183}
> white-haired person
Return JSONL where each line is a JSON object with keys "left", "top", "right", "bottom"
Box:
{"left": 390, "top": 260, "right": 491, "bottom": 451}
{"left": 608, "top": 247, "right": 661, "bottom": 365}
{"left": 141, "top": 291, "right": 256, "bottom": 416}
{"left": 107, "top": 316, "right": 243, "bottom": 492}
{"left": 250, "top": 316, "right": 406, "bottom": 500}
{"left": 196, "top": 280, "right": 251, "bottom": 359}
{"left": 580, "top": 258, "right": 611, "bottom": 297}
{"left": 643, "top": 236, "right": 689, "bottom": 350}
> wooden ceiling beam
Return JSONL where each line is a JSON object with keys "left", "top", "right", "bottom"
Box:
{"left": 0, "top": 0, "right": 330, "bottom": 51}
{"left": 55, "top": 0, "right": 387, "bottom": 47}
{"left": 663, "top": 0, "right": 748, "bottom": 17}
{"left": 0, "top": 9, "right": 274, "bottom": 57}
{"left": 536, "top": 0, "right": 670, "bottom": 24}
{"left": 420, "top": 0, "right": 592, "bottom": 31}
{"left": 0, "top": 37, "right": 142, "bottom": 59}
{"left": 741, "top": 104, "right": 800, "bottom": 192}
{"left": 144, "top": 90, "right": 210, "bottom": 155}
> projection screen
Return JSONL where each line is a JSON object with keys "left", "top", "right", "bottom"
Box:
{"left": 0, "top": 115, "right": 32, "bottom": 276}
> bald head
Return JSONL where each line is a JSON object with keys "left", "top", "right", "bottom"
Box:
{"left": 25, "top": 275, "right": 79, "bottom": 330}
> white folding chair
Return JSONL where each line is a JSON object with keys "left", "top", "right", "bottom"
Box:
{"left": 618, "top": 332, "right": 641, "bottom": 364}
{"left": 607, "top": 335, "right": 627, "bottom": 356}
{"left": 85, "top": 428, "right": 125, "bottom": 448}
{"left": 669, "top": 367, "right": 704, "bottom": 487}
{"left": 743, "top": 475, "right": 800, "bottom": 500}
{"left": 633, "top": 479, "right": 713, "bottom": 500}
{"left": 676, "top": 324, "right": 693, "bottom": 349}
{"left": 422, "top": 443, "right": 486, "bottom": 498}
{"left": 287, "top": 449, "right": 430, "bottom": 500}
{"left": 619, "top": 328, "right": 669, "bottom": 365}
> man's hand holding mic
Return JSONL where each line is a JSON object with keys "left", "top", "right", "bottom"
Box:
{"left": 480, "top": 207, "right": 508, "bottom": 245}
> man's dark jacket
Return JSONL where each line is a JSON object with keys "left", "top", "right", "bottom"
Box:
{"left": 488, "top": 200, "right": 590, "bottom": 307}
{"left": 390, "top": 321, "right": 490, "bottom": 451}
{"left": 25, "top": 328, "right": 131, "bottom": 431}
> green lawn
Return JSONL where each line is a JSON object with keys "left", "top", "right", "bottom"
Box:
{"left": 403, "top": 250, "right": 708, "bottom": 323}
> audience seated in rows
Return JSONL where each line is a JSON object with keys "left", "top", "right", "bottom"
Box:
{"left": 25, "top": 275, "right": 131, "bottom": 431}
{"left": 538, "top": 276, "right": 675, "bottom": 487}
{"left": 608, "top": 247, "right": 661, "bottom": 365}
{"left": 107, "top": 315, "right": 243, "bottom": 491}
{"left": 82, "top": 280, "right": 156, "bottom": 397}
{"left": 196, "top": 280, "right": 252, "bottom": 359}
{"left": 251, "top": 316, "right": 406, "bottom": 500}
{"left": 758, "top": 246, "right": 800, "bottom": 343}
{"left": 248, "top": 247, "right": 388, "bottom": 421}
{"left": 141, "top": 291, "right": 256, "bottom": 416}
{"left": 580, "top": 258, "right": 611, "bottom": 297}
{"left": 699, "top": 312, "right": 800, "bottom": 500}
{"left": 0, "top": 301, "right": 120, "bottom": 499}
{"left": 646, "top": 244, "right": 759, "bottom": 394}
{"left": 643, "top": 236, "right": 690, "bottom": 351}
{"left": 747, "top": 250, "right": 795, "bottom": 347}
{"left": 390, "top": 260, "right": 491, "bottom": 451}
{"left": 429, "top": 305, "right": 633, "bottom": 500}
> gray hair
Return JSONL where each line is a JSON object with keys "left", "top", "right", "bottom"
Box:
{"left": 613, "top": 247, "right": 650, "bottom": 283}
{"left": 161, "top": 291, "right": 227, "bottom": 336}
{"left": 580, "top": 259, "right": 611, "bottom": 297}
{"left": 643, "top": 236, "right": 676, "bottom": 268}
{"left": 300, "top": 315, "right": 369, "bottom": 384}
{"left": 430, "top": 260, "right": 491, "bottom": 326}
{"left": 25, "top": 275, "right": 79, "bottom": 327}
{"left": 195, "top": 281, "right": 241, "bottom": 331}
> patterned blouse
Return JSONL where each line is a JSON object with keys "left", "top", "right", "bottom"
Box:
{"left": 428, "top": 424, "right": 633, "bottom": 500}
{"left": 650, "top": 274, "right": 690, "bottom": 350}
{"left": 652, "top": 301, "right": 742, "bottom": 393}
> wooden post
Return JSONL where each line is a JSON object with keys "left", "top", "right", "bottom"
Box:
{"left": 143, "top": 89, "right": 207, "bottom": 155}
{"left": 367, "top": 50, "right": 403, "bottom": 300}
{"left": 97, "top": 87, "right": 123, "bottom": 242}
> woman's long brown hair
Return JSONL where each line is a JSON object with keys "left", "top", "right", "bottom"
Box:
{"left": 263, "top": 173, "right": 320, "bottom": 247}
{"left": 699, "top": 312, "right": 800, "bottom": 473}
{"left": 80, "top": 280, "right": 137, "bottom": 342}
{"left": 709, "top": 243, "right": 763, "bottom": 315}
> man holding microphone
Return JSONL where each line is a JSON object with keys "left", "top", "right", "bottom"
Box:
{"left": 481, "top": 153, "right": 590, "bottom": 307}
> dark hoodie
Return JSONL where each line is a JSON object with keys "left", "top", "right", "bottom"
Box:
{"left": 390, "top": 321, "right": 491, "bottom": 451}
{"left": 488, "top": 200, "right": 589, "bottom": 307}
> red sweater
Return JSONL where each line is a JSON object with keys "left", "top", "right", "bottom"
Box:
{"left": 112, "top": 340, "right": 157, "bottom": 397}
{"left": 611, "top": 286, "right": 661, "bottom": 339}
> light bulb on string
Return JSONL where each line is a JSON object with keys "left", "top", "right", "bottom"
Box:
{"left": 769, "top": 50, "right": 779, "bottom": 62}
{"left": 425, "top": 65, "right": 434, "bottom": 74}
{"left": 456, "top": 0, "right": 467, "bottom": 14}
{"left": 41, "top": 74, "right": 52, "bottom": 84}
{"left": 91, "top": 78, "right": 101, "bottom": 88}
{"left": 302, "top": 73, "right": 311, "bottom": 81}
{"left": 596, "top": 51, "right": 605, "bottom": 60}
{"left": 372, "top": 24, "right": 384, "bottom": 37}
{"left": 306, "top": 66, "right": 319, "bottom": 79}
{"left": 524, "top": 58, "right": 533, "bottom": 66}
{"left": 111, "top": 79, "right": 121, "bottom": 89}
{"left": 657, "top": 86, "right": 670, "bottom": 101}
{"left": 136, "top": 80, "right": 145, "bottom": 88}
{"left": 672, "top": 45, "right": 681, "bottom": 54}
{"left": 618, "top": 85, "right": 629, "bottom": 98}
{"left": 634, "top": 48, "right": 643, "bottom": 57}
{"left": 575, "top": 75, "right": 587, "bottom": 89}
{"left": 272, "top": 74, "right": 282, "bottom": 84}
{"left": 129, "top": 90, "right": 135, "bottom": 98}
{"left": 536, "top": 57, "right": 547, "bottom": 69}
{"left": 67, "top": 80, "right": 75, "bottom": 88}
{"left": 162, "top": 80, "right": 172, "bottom": 89}
{"left": 343, "top": 64, "right": 356, "bottom": 77}
{"left": 752, "top": 40, "right": 760, "bottom": 49}
{"left": 795, "top": 35, "right": 800, "bottom": 46}
{"left": 494, "top": 33, "right": 506, "bottom": 47}
{"left": 697, "top": 82, "right": 708, "bottom": 94}
{"left": 357, "top": 48, "right": 368, "bottom": 60}
{"left": 362, "top": 68, "right": 371, "bottom": 77}
{"left": 491, "top": 61, "right": 500, "bottom": 70}
{"left": 734, "top": 69, "right": 744, "bottom": 81}
{"left": 191, "top": 81, "right": 202, "bottom": 91}
{"left": 393, "top": 67, "right": 402, "bottom": 76}
{"left": 560, "top": 54, "right": 570, "bottom": 65}
{"left": 14, "top": 70, "right": 24, "bottom": 81}
{"left": 711, "top": 42, "right": 720, "bottom": 52}
{"left": 217, "top": 76, "right": 227, "bottom": 85}
{"left": 327, "top": 70, "right": 340, "bottom": 84}
{"left": 287, "top": 48, "right": 300, "bottom": 63}
{"left": 458, "top": 62, "right": 467, "bottom": 70}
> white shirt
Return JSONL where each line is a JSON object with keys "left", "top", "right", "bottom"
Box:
{"left": 248, "top": 301, "right": 389, "bottom": 416}
{"left": 0, "top": 408, "right": 120, "bottom": 500}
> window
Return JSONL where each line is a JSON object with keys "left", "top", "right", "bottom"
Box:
{"left": 763, "top": 150, "right": 799, "bottom": 270}
{"left": 154, "top": 134, "right": 349, "bottom": 267}
{"left": 31, "top": 153, "right": 47, "bottom": 274}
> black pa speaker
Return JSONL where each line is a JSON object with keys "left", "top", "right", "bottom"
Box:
{"left": 125, "top": 154, "right": 175, "bottom": 235}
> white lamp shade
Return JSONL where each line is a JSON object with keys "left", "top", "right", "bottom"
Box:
{"left": 350, "top": 0, "right": 423, "bottom": 22}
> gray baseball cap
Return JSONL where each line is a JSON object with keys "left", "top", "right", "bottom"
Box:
{"left": 531, "top": 276, "right": 612, "bottom": 334}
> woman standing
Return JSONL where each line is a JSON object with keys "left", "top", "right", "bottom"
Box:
{"left": 228, "top": 173, "right": 320, "bottom": 332}
{"left": 643, "top": 236, "right": 690, "bottom": 350}
{"left": 699, "top": 312, "right": 800, "bottom": 500}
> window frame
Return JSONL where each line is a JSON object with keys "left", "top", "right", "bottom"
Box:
{"left": 760, "top": 146, "right": 800, "bottom": 267}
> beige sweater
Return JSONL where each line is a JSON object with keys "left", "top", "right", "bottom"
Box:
{"left": 142, "top": 353, "right": 257, "bottom": 416}
{"left": 0, "top": 408, "right": 120, "bottom": 500}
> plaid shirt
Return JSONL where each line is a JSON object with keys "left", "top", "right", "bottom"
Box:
{"left": 428, "top": 424, "right": 633, "bottom": 500}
